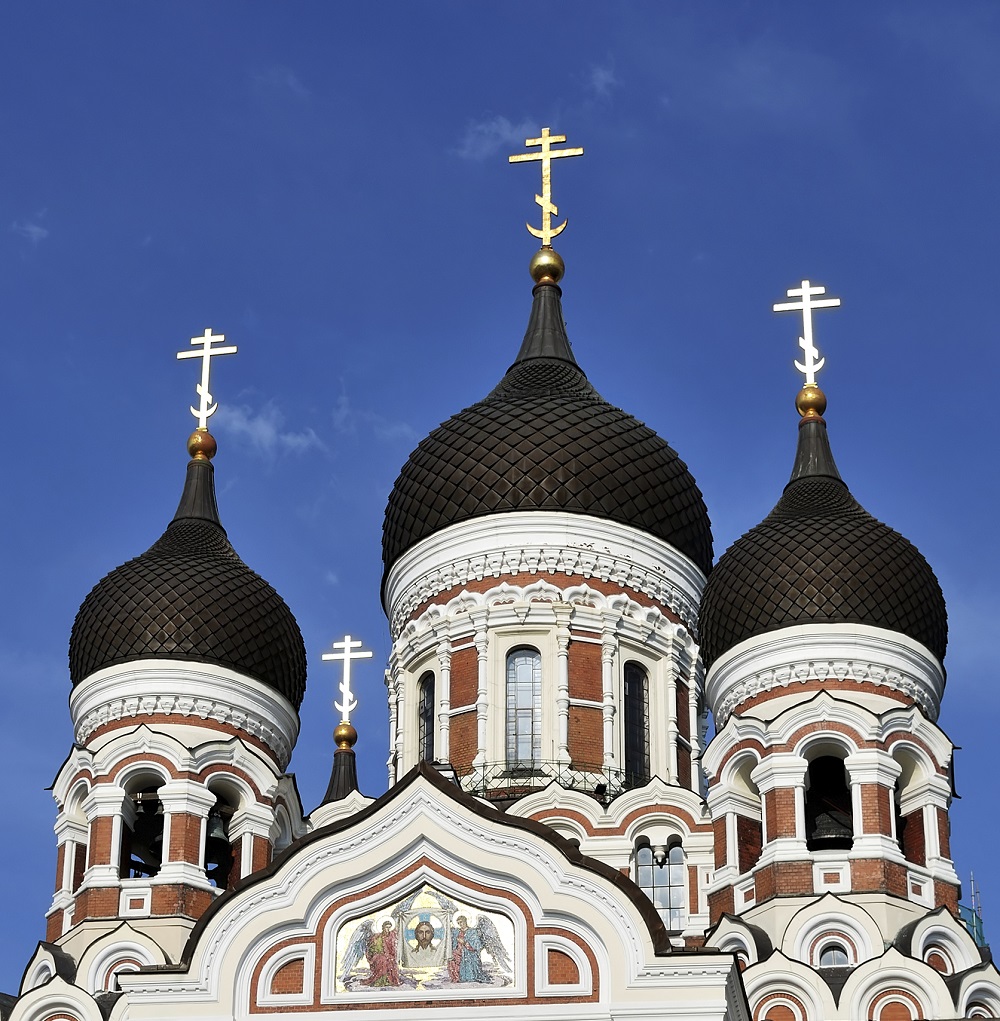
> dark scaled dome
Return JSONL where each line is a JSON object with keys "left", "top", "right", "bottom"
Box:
{"left": 69, "top": 442, "right": 307, "bottom": 708}
{"left": 699, "top": 405, "right": 947, "bottom": 669}
{"left": 382, "top": 280, "right": 713, "bottom": 587}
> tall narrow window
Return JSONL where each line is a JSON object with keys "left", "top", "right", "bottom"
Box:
{"left": 635, "top": 843, "right": 686, "bottom": 931}
{"left": 506, "top": 648, "right": 541, "bottom": 770}
{"left": 417, "top": 672, "right": 435, "bottom": 762}
{"left": 624, "top": 662, "right": 650, "bottom": 785}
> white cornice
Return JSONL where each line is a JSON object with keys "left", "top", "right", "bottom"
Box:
{"left": 69, "top": 661, "right": 300, "bottom": 770}
{"left": 384, "top": 511, "right": 707, "bottom": 639}
{"left": 705, "top": 623, "right": 944, "bottom": 727}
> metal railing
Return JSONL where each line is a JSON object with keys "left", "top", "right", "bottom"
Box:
{"left": 459, "top": 759, "right": 649, "bottom": 804}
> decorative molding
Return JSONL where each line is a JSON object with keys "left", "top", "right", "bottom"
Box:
{"left": 384, "top": 511, "right": 706, "bottom": 639}
{"left": 70, "top": 661, "right": 300, "bottom": 769}
{"left": 705, "top": 622, "right": 944, "bottom": 727}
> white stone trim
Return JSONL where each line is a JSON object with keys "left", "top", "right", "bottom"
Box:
{"left": 384, "top": 511, "right": 706, "bottom": 639}
{"left": 70, "top": 660, "right": 300, "bottom": 769}
{"left": 255, "top": 943, "right": 315, "bottom": 1007}
{"left": 86, "top": 940, "right": 156, "bottom": 993}
{"left": 534, "top": 934, "right": 593, "bottom": 995}
{"left": 705, "top": 622, "right": 944, "bottom": 727}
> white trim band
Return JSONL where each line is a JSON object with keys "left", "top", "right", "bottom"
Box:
{"left": 384, "top": 511, "right": 707, "bottom": 639}
{"left": 705, "top": 623, "right": 944, "bottom": 726}
{"left": 70, "top": 660, "right": 301, "bottom": 769}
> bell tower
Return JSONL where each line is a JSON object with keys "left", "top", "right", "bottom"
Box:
{"left": 48, "top": 331, "right": 307, "bottom": 969}
{"left": 699, "top": 281, "right": 959, "bottom": 976}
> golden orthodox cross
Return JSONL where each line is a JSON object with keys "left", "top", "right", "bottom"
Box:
{"left": 176, "top": 328, "right": 238, "bottom": 429}
{"left": 508, "top": 127, "right": 584, "bottom": 247}
{"left": 773, "top": 280, "right": 841, "bottom": 386}
{"left": 322, "top": 634, "right": 373, "bottom": 724}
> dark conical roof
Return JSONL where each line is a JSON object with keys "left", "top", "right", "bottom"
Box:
{"left": 699, "top": 412, "right": 947, "bottom": 668}
{"left": 69, "top": 451, "right": 307, "bottom": 707}
{"left": 382, "top": 281, "right": 713, "bottom": 587}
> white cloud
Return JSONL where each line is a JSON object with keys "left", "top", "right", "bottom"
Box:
{"left": 11, "top": 220, "right": 48, "bottom": 244}
{"left": 455, "top": 115, "right": 535, "bottom": 161}
{"left": 332, "top": 389, "right": 417, "bottom": 444}
{"left": 589, "top": 64, "right": 618, "bottom": 99}
{"left": 214, "top": 400, "right": 326, "bottom": 458}
{"left": 252, "top": 65, "right": 310, "bottom": 100}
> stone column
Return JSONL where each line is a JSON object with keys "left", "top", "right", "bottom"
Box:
{"left": 751, "top": 754, "right": 809, "bottom": 864}
{"left": 436, "top": 637, "right": 452, "bottom": 762}
{"left": 156, "top": 780, "right": 218, "bottom": 887}
{"left": 471, "top": 609, "right": 489, "bottom": 766}
{"left": 555, "top": 606, "right": 572, "bottom": 765}
{"left": 844, "top": 750, "right": 903, "bottom": 860}
{"left": 600, "top": 611, "right": 619, "bottom": 768}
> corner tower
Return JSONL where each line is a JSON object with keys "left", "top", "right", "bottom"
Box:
{"left": 699, "top": 283, "right": 975, "bottom": 1016}
{"left": 49, "top": 332, "right": 306, "bottom": 972}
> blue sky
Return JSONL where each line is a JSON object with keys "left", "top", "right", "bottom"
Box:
{"left": 2, "top": 2, "right": 999, "bottom": 989}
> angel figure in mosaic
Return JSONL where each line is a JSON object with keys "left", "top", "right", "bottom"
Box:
{"left": 339, "top": 918, "right": 402, "bottom": 987}
{"left": 447, "top": 914, "right": 511, "bottom": 984}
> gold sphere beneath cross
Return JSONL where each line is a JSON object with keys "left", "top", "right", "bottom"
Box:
{"left": 795, "top": 384, "right": 827, "bottom": 420}
{"left": 187, "top": 428, "right": 218, "bottom": 461}
{"left": 334, "top": 722, "right": 358, "bottom": 749}
{"left": 529, "top": 247, "right": 565, "bottom": 285}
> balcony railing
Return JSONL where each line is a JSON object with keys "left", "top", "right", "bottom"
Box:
{"left": 459, "top": 759, "right": 649, "bottom": 804}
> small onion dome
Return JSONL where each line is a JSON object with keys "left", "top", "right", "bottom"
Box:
{"left": 382, "top": 277, "right": 713, "bottom": 591}
{"left": 699, "top": 391, "right": 947, "bottom": 669}
{"left": 69, "top": 431, "right": 307, "bottom": 708}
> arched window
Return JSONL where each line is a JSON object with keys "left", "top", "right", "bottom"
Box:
{"left": 506, "top": 648, "right": 541, "bottom": 770}
{"left": 818, "top": 942, "right": 849, "bottom": 967}
{"left": 417, "top": 672, "right": 435, "bottom": 762}
{"left": 204, "top": 792, "right": 235, "bottom": 890}
{"left": 635, "top": 843, "right": 686, "bottom": 931}
{"left": 119, "top": 780, "right": 164, "bottom": 880}
{"left": 805, "top": 756, "right": 853, "bottom": 851}
{"left": 623, "top": 662, "right": 650, "bottom": 785}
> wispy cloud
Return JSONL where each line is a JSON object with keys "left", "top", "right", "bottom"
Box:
{"left": 455, "top": 115, "right": 535, "bottom": 161}
{"left": 252, "top": 65, "right": 310, "bottom": 101}
{"left": 214, "top": 400, "right": 326, "bottom": 458}
{"left": 589, "top": 63, "right": 618, "bottom": 99}
{"left": 332, "top": 390, "right": 417, "bottom": 443}
{"left": 11, "top": 219, "right": 49, "bottom": 245}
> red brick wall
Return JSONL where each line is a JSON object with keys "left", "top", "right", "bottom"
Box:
{"left": 73, "top": 843, "right": 87, "bottom": 892}
{"left": 676, "top": 681, "right": 690, "bottom": 741}
{"left": 937, "top": 807, "right": 951, "bottom": 859}
{"left": 568, "top": 707, "right": 602, "bottom": 769}
{"left": 450, "top": 711, "right": 477, "bottom": 774}
{"left": 168, "top": 811, "right": 203, "bottom": 865}
{"left": 677, "top": 747, "right": 691, "bottom": 789}
{"left": 568, "top": 642, "right": 602, "bottom": 701}
{"left": 860, "top": 783, "right": 893, "bottom": 836}
{"left": 764, "top": 787, "right": 797, "bottom": 839}
{"left": 713, "top": 817, "right": 727, "bottom": 869}
{"left": 900, "top": 809, "right": 925, "bottom": 866}
{"left": 546, "top": 949, "right": 579, "bottom": 986}
{"left": 450, "top": 647, "right": 478, "bottom": 708}
{"left": 270, "top": 957, "right": 305, "bottom": 995}
{"left": 88, "top": 817, "right": 113, "bottom": 866}
{"left": 736, "top": 815, "right": 763, "bottom": 874}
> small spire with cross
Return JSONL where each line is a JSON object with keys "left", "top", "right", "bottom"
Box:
{"left": 772, "top": 280, "right": 841, "bottom": 387}
{"left": 322, "top": 634, "right": 373, "bottom": 725}
{"left": 176, "top": 328, "right": 238, "bottom": 430}
{"left": 509, "top": 127, "right": 584, "bottom": 249}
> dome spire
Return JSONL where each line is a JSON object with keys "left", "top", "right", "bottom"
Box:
{"left": 507, "top": 127, "right": 583, "bottom": 365}
{"left": 319, "top": 635, "right": 373, "bottom": 803}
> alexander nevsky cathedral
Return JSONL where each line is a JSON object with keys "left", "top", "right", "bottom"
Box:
{"left": 4, "top": 129, "right": 999, "bottom": 1021}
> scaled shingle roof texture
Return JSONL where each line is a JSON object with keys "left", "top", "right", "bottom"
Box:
{"left": 69, "top": 463, "right": 307, "bottom": 707}
{"left": 381, "top": 283, "right": 713, "bottom": 581}
{"left": 699, "top": 422, "right": 947, "bottom": 668}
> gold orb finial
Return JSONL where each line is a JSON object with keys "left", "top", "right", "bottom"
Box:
{"left": 529, "top": 247, "right": 565, "bottom": 285}
{"left": 795, "top": 383, "right": 827, "bottom": 421}
{"left": 187, "top": 428, "right": 217, "bottom": 461}
{"left": 334, "top": 722, "right": 358, "bottom": 750}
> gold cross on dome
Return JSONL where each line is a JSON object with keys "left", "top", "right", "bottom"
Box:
{"left": 176, "top": 328, "right": 238, "bottom": 429}
{"left": 508, "top": 127, "right": 584, "bottom": 247}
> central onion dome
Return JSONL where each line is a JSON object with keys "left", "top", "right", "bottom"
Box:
{"left": 69, "top": 430, "right": 307, "bottom": 707}
{"left": 382, "top": 259, "right": 713, "bottom": 589}
{"left": 699, "top": 385, "right": 947, "bottom": 669}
